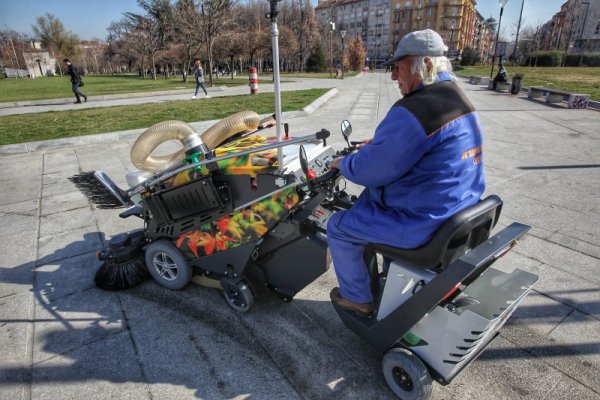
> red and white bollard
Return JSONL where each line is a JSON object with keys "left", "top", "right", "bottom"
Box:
{"left": 249, "top": 67, "right": 259, "bottom": 95}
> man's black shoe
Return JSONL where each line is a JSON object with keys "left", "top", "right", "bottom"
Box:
{"left": 74, "top": 101, "right": 82, "bottom": 104}
{"left": 330, "top": 287, "right": 374, "bottom": 317}
{"left": 83, "top": 96, "right": 88, "bottom": 102}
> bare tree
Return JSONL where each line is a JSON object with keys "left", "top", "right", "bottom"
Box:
{"left": 198, "top": 0, "right": 238, "bottom": 86}
{"left": 0, "top": 30, "right": 30, "bottom": 71}
{"left": 125, "top": 0, "right": 174, "bottom": 79}
{"left": 32, "top": 13, "right": 80, "bottom": 75}
{"left": 107, "top": 19, "right": 144, "bottom": 73}
{"left": 215, "top": 30, "right": 246, "bottom": 79}
{"left": 279, "top": 0, "right": 320, "bottom": 72}
{"left": 173, "top": 0, "right": 206, "bottom": 82}
{"left": 236, "top": 1, "right": 270, "bottom": 68}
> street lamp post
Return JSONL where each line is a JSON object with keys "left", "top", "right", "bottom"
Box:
{"left": 329, "top": 21, "right": 335, "bottom": 78}
{"left": 510, "top": 0, "right": 525, "bottom": 64}
{"left": 490, "top": 0, "right": 509, "bottom": 80}
{"left": 579, "top": 1, "right": 590, "bottom": 66}
{"left": 340, "top": 29, "right": 347, "bottom": 79}
{"left": 450, "top": 21, "right": 456, "bottom": 58}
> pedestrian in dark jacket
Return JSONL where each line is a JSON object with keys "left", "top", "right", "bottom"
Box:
{"left": 63, "top": 58, "right": 87, "bottom": 104}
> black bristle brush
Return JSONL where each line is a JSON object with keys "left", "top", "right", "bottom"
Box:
{"left": 69, "top": 171, "right": 133, "bottom": 209}
{"left": 95, "top": 230, "right": 150, "bottom": 290}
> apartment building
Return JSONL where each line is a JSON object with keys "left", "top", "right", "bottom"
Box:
{"left": 317, "top": 0, "right": 491, "bottom": 67}
{"left": 316, "top": 0, "right": 392, "bottom": 67}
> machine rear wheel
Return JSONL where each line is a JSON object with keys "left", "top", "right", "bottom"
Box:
{"left": 145, "top": 240, "right": 192, "bottom": 290}
{"left": 222, "top": 279, "right": 255, "bottom": 312}
{"left": 382, "top": 348, "right": 432, "bottom": 400}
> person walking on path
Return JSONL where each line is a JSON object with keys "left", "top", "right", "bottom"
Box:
{"left": 192, "top": 58, "right": 209, "bottom": 99}
{"left": 63, "top": 59, "right": 87, "bottom": 104}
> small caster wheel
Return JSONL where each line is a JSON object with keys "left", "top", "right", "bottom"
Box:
{"left": 145, "top": 240, "right": 192, "bottom": 290}
{"left": 382, "top": 348, "right": 432, "bottom": 400}
{"left": 222, "top": 279, "right": 255, "bottom": 312}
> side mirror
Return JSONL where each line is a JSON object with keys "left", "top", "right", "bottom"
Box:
{"left": 341, "top": 120, "right": 352, "bottom": 146}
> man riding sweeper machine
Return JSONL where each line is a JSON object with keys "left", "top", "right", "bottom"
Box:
{"left": 71, "top": 116, "right": 537, "bottom": 399}
{"left": 69, "top": 0, "right": 538, "bottom": 397}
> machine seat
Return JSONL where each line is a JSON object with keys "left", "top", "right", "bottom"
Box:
{"left": 370, "top": 195, "right": 503, "bottom": 270}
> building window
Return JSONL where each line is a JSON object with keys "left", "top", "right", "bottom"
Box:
{"left": 426, "top": 20, "right": 431, "bottom": 28}
{"left": 402, "top": 22, "right": 407, "bottom": 29}
{"left": 426, "top": 8, "right": 432, "bottom": 16}
{"left": 595, "top": 21, "right": 600, "bottom": 34}
{"left": 405, "top": 1, "right": 411, "bottom": 9}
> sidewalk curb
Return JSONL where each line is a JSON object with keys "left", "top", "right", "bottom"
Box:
{"left": 0, "top": 88, "right": 339, "bottom": 155}
{"left": 303, "top": 88, "right": 338, "bottom": 114}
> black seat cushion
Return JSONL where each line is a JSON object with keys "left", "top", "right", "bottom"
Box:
{"left": 370, "top": 195, "right": 503, "bottom": 270}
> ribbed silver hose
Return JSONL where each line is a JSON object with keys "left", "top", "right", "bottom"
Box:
{"left": 130, "top": 120, "right": 196, "bottom": 172}
{"left": 130, "top": 111, "right": 261, "bottom": 173}
{"left": 201, "top": 111, "right": 260, "bottom": 149}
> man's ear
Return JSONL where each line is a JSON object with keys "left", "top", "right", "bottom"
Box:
{"left": 424, "top": 57, "right": 433, "bottom": 73}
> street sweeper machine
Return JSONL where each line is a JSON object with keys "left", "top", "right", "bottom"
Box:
{"left": 71, "top": 116, "right": 538, "bottom": 399}
{"left": 68, "top": 1, "right": 538, "bottom": 398}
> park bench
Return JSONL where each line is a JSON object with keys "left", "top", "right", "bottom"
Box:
{"left": 527, "top": 86, "right": 590, "bottom": 109}
{"left": 469, "top": 75, "right": 489, "bottom": 85}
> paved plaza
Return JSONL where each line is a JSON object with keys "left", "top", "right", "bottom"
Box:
{"left": 0, "top": 72, "right": 599, "bottom": 399}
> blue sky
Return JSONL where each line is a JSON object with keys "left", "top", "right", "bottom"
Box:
{"left": 0, "top": 0, "right": 566, "bottom": 40}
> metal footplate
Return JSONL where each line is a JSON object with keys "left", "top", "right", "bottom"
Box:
{"left": 407, "top": 266, "right": 538, "bottom": 384}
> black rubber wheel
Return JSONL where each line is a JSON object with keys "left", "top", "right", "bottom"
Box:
{"left": 382, "top": 348, "right": 432, "bottom": 400}
{"left": 222, "top": 280, "right": 255, "bottom": 312}
{"left": 144, "top": 240, "right": 192, "bottom": 290}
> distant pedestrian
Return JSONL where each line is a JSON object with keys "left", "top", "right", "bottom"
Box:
{"left": 63, "top": 59, "right": 87, "bottom": 104}
{"left": 192, "top": 58, "right": 209, "bottom": 99}
{"left": 492, "top": 63, "right": 508, "bottom": 90}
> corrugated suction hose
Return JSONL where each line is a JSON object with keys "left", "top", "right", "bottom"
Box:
{"left": 200, "top": 110, "right": 260, "bottom": 149}
{"left": 130, "top": 111, "right": 261, "bottom": 172}
{"left": 130, "top": 120, "right": 195, "bottom": 172}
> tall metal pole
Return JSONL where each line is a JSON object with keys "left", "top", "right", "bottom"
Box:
{"left": 578, "top": 2, "right": 590, "bottom": 66}
{"left": 490, "top": 0, "right": 509, "bottom": 80}
{"left": 510, "top": 0, "right": 525, "bottom": 63}
{"left": 340, "top": 30, "right": 347, "bottom": 79}
{"left": 329, "top": 21, "right": 335, "bottom": 78}
{"left": 267, "top": 0, "right": 284, "bottom": 168}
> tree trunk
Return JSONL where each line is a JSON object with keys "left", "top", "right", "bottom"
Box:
{"left": 207, "top": 39, "right": 214, "bottom": 86}
{"left": 151, "top": 53, "right": 157, "bottom": 80}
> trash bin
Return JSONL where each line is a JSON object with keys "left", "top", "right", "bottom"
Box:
{"left": 510, "top": 73, "right": 524, "bottom": 94}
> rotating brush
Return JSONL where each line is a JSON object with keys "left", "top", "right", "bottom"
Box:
{"left": 95, "top": 230, "right": 150, "bottom": 290}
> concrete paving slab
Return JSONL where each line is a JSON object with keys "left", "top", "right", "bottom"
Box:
{"left": 32, "top": 288, "right": 123, "bottom": 364}
{"left": 34, "top": 253, "right": 100, "bottom": 303}
{"left": 121, "top": 286, "right": 303, "bottom": 400}
{"left": 37, "top": 229, "right": 103, "bottom": 265}
{"left": 0, "top": 291, "right": 31, "bottom": 400}
{"left": 30, "top": 332, "right": 149, "bottom": 400}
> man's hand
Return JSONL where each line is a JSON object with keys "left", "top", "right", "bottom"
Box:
{"left": 357, "top": 138, "right": 372, "bottom": 149}
{"left": 328, "top": 156, "right": 343, "bottom": 170}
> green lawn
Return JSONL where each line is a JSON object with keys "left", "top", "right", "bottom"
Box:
{"left": 0, "top": 74, "right": 251, "bottom": 103}
{"left": 457, "top": 66, "right": 600, "bottom": 101}
{"left": 0, "top": 71, "right": 359, "bottom": 103}
{"left": 0, "top": 88, "right": 329, "bottom": 146}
